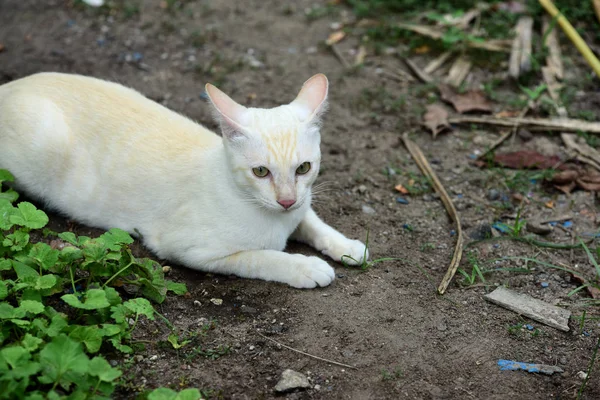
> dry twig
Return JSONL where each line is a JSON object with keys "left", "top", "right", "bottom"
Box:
{"left": 402, "top": 133, "right": 463, "bottom": 294}
{"left": 256, "top": 331, "right": 357, "bottom": 370}
{"left": 402, "top": 58, "right": 434, "bottom": 83}
{"left": 448, "top": 115, "right": 600, "bottom": 133}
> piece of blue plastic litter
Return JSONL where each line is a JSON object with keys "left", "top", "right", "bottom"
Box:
{"left": 396, "top": 197, "right": 409, "bottom": 204}
{"left": 562, "top": 221, "right": 573, "bottom": 228}
{"left": 492, "top": 223, "right": 509, "bottom": 233}
{"left": 497, "top": 359, "right": 563, "bottom": 375}
{"left": 525, "top": 324, "right": 534, "bottom": 331}
{"left": 541, "top": 282, "right": 549, "bottom": 288}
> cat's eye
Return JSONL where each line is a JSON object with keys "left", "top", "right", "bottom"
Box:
{"left": 252, "top": 166, "right": 270, "bottom": 178}
{"left": 296, "top": 162, "right": 311, "bottom": 175}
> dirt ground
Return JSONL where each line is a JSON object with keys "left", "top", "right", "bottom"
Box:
{"left": 1, "top": 0, "right": 600, "bottom": 399}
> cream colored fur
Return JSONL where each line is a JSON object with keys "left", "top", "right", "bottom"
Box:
{"left": 0, "top": 72, "right": 368, "bottom": 288}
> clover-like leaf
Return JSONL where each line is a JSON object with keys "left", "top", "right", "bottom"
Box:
{"left": 0, "top": 281, "right": 7, "bottom": 300}
{"left": 39, "top": 334, "right": 89, "bottom": 388}
{"left": 21, "top": 333, "right": 44, "bottom": 352}
{"left": 0, "top": 199, "right": 15, "bottom": 230}
{"left": 18, "top": 300, "right": 45, "bottom": 315}
{"left": 69, "top": 326, "right": 104, "bottom": 353}
{"left": 0, "top": 189, "right": 19, "bottom": 203}
{"left": 123, "top": 298, "right": 154, "bottom": 320}
{"left": 99, "top": 228, "right": 134, "bottom": 251}
{"left": 0, "top": 169, "right": 15, "bottom": 185}
{"left": 0, "top": 258, "right": 12, "bottom": 271}
{"left": 35, "top": 274, "right": 57, "bottom": 290}
{"left": 148, "top": 388, "right": 201, "bottom": 400}
{"left": 3, "top": 231, "right": 30, "bottom": 252}
{"left": 29, "top": 243, "right": 60, "bottom": 271}
{"left": 9, "top": 202, "right": 49, "bottom": 229}
{"left": 0, "top": 345, "right": 42, "bottom": 380}
{"left": 61, "top": 288, "right": 111, "bottom": 310}
{"left": 88, "top": 356, "right": 122, "bottom": 382}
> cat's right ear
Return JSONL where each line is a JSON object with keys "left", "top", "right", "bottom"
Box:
{"left": 290, "top": 73, "right": 329, "bottom": 123}
{"left": 205, "top": 83, "right": 249, "bottom": 140}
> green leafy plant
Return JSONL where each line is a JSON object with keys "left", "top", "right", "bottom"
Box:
{"left": 341, "top": 230, "right": 402, "bottom": 271}
{"left": 0, "top": 169, "right": 196, "bottom": 399}
{"left": 457, "top": 252, "right": 486, "bottom": 286}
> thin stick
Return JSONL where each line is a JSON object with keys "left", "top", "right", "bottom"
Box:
{"left": 594, "top": 0, "right": 600, "bottom": 25}
{"left": 539, "top": 0, "right": 600, "bottom": 78}
{"left": 402, "top": 133, "right": 464, "bottom": 294}
{"left": 256, "top": 331, "right": 358, "bottom": 370}
{"left": 402, "top": 58, "right": 434, "bottom": 83}
{"left": 448, "top": 115, "right": 600, "bottom": 133}
{"left": 329, "top": 44, "right": 351, "bottom": 68}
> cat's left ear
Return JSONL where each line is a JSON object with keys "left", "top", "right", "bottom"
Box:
{"left": 289, "top": 74, "right": 329, "bottom": 123}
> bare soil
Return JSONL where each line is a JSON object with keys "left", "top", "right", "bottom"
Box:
{"left": 1, "top": 1, "right": 599, "bottom": 399}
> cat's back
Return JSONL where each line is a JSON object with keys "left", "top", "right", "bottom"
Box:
{"left": 0, "top": 72, "right": 221, "bottom": 149}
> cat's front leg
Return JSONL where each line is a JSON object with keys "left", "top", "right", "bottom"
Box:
{"left": 201, "top": 249, "right": 335, "bottom": 289}
{"left": 291, "top": 208, "right": 369, "bottom": 266}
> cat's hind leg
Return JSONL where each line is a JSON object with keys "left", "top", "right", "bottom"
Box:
{"left": 190, "top": 249, "right": 335, "bottom": 289}
{"left": 291, "top": 208, "right": 369, "bottom": 266}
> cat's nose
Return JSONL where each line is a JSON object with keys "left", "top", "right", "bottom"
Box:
{"left": 277, "top": 199, "right": 296, "bottom": 210}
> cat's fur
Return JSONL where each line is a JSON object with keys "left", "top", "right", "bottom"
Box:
{"left": 0, "top": 72, "right": 368, "bottom": 288}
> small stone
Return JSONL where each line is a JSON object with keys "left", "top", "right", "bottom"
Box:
{"left": 422, "top": 194, "right": 434, "bottom": 202}
{"left": 241, "top": 306, "right": 258, "bottom": 314}
{"left": 109, "top": 360, "right": 118, "bottom": 367}
{"left": 531, "top": 137, "right": 560, "bottom": 157}
{"left": 357, "top": 184, "right": 367, "bottom": 194}
{"left": 396, "top": 197, "right": 409, "bottom": 205}
{"left": 518, "top": 128, "right": 533, "bottom": 141}
{"left": 436, "top": 322, "right": 448, "bottom": 331}
{"left": 487, "top": 189, "right": 501, "bottom": 201}
{"left": 314, "top": 384, "right": 322, "bottom": 391}
{"left": 274, "top": 369, "right": 311, "bottom": 393}
{"left": 559, "top": 357, "right": 567, "bottom": 365}
{"left": 133, "top": 355, "right": 144, "bottom": 363}
{"left": 577, "top": 371, "right": 588, "bottom": 380}
{"left": 468, "top": 223, "right": 492, "bottom": 240}
{"left": 149, "top": 355, "right": 158, "bottom": 361}
{"left": 210, "top": 298, "right": 223, "bottom": 306}
{"left": 162, "top": 265, "right": 171, "bottom": 273}
{"left": 361, "top": 205, "right": 376, "bottom": 215}
{"left": 193, "top": 300, "right": 201, "bottom": 307}
{"left": 305, "top": 46, "right": 317, "bottom": 54}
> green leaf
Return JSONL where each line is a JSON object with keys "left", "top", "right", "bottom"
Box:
{"left": 0, "top": 189, "right": 19, "bottom": 203}
{"left": 110, "top": 304, "right": 128, "bottom": 324}
{"left": 61, "top": 288, "right": 111, "bottom": 310}
{"left": 35, "top": 274, "right": 57, "bottom": 290}
{"left": 167, "top": 333, "right": 190, "bottom": 349}
{"left": 18, "top": 300, "right": 45, "bottom": 315}
{"left": 103, "top": 286, "right": 122, "bottom": 306}
{"left": 39, "top": 335, "right": 89, "bottom": 390}
{"left": 9, "top": 202, "right": 49, "bottom": 229}
{"left": 88, "top": 356, "right": 122, "bottom": 382}
{"left": 166, "top": 281, "right": 188, "bottom": 296}
{"left": 99, "top": 324, "right": 121, "bottom": 337}
{"left": 3, "top": 231, "right": 30, "bottom": 252}
{"left": 12, "top": 260, "right": 38, "bottom": 282}
{"left": 0, "top": 303, "right": 19, "bottom": 319}
{"left": 46, "top": 315, "right": 69, "bottom": 338}
{"left": 0, "top": 258, "right": 12, "bottom": 271}
{"left": 99, "top": 228, "right": 134, "bottom": 251}
{"left": 108, "top": 337, "right": 132, "bottom": 354}
{"left": 0, "top": 169, "right": 15, "bottom": 184}
{"left": 69, "top": 326, "right": 103, "bottom": 353}
{"left": 0, "top": 281, "right": 7, "bottom": 300}
{"left": 57, "top": 232, "right": 79, "bottom": 246}
{"left": 59, "top": 246, "right": 83, "bottom": 264}
{"left": 0, "top": 345, "right": 42, "bottom": 380}
{"left": 29, "top": 243, "right": 60, "bottom": 271}
{"left": 21, "top": 333, "right": 43, "bottom": 352}
{"left": 82, "top": 240, "right": 108, "bottom": 264}
{"left": 148, "top": 388, "right": 201, "bottom": 400}
{"left": 123, "top": 298, "right": 154, "bottom": 320}
{"left": 0, "top": 199, "right": 15, "bottom": 230}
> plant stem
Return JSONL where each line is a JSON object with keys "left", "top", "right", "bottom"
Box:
{"left": 578, "top": 336, "right": 600, "bottom": 399}
{"left": 103, "top": 261, "right": 135, "bottom": 288}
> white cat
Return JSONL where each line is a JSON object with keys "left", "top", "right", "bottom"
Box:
{"left": 0, "top": 72, "right": 368, "bottom": 288}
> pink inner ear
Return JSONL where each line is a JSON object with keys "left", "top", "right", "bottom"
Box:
{"left": 291, "top": 73, "right": 328, "bottom": 121}
{"left": 205, "top": 83, "right": 249, "bottom": 127}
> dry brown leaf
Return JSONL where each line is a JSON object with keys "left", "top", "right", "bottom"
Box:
{"left": 414, "top": 45, "right": 431, "bottom": 54}
{"left": 494, "top": 150, "right": 561, "bottom": 169}
{"left": 326, "top": 31, "right": 346, "bottom": 46}
{"left": 495, "top": 110, "right": 522, "bottom": 118}
{"left": 554, "top": 182, "right": 576, "bottom": 194}
{"left": 394, "top": 184, "right": 409, "bottom": 194}
{"left": 544, "top": 200, "right": 554, "bottom": 209}
{"left": 423, "top": 104, "right": 450, "bottom": 137}
{"left": 354, "top": 45, "right": 367, "bottom": 65}
{"left": 439, "top": 84, "right": 492, "bottom": 114}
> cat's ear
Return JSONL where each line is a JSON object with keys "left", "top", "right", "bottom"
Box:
{"left": 205, "top": 83, "right": 249, "bottom": 140}
{"left": 290, "top": 73, "right": 329, "bottom": 123}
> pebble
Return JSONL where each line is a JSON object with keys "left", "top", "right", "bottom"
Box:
{"left": 487, "top": 189, "right": 501, "bottom": 201}
{"left": 468, "top": 223, "right": 492, "bottom": 240}
{"left": 518, "top": 128, "right": 533, "bottom": 141}
{"left": 357, "top": 184, "right": 367, "bottom": 194}
{"left": 134, "top": 355, "right": 144, "bottom": 363}
{"left": 193, "top": 300, "right": 201, "bottom": 307}
{"left": 526, "top": 221, "right": 552, "bottom": 235}
{"left": 210, "top": 298, "right": 223, "bottom": 306}
{"left": 162, "top": 266, "right": 171, "bottom": 273}
{"left": 361, "top": 205, "right": 376, "bottom": 215}
{"left": 109, "top": 360, "right": 118, "bottom": 367}
{"left": 577, "top": 371, "right": 588, "bottom": 380}
{"left": 149, "top": 355, "right": 158, "bottom": 361}
{"left": 274, "top": 369, "right": 311, "bottom": 393}
{"left": 395, "top": 197, "right": 409, "bottom": 204}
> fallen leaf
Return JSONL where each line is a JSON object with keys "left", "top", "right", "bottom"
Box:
{"left": 494, "top": 150, "right": 561, "bottom": 169}
{"left": 439, "top": 84, "right": 492, "bottom": 114}
{"left": 354, "top": 45, "right": 367, "bottom": 65}
{"left": 554, "top": 182, "right": 576, "bottom": 194}
{"left": 495, "top": 110, "right": 522, "bottom": 118}
{"left": 580, "top": 209, "right": 597, "bottom": 221}
{"left": 326, "top": 31, "right": 346, "bottom": 46}
{"left": 394, "top": 184, "right": 409, "bottom": 194}
{"left": 551, "top": 170, "right": 579, "bottom": 184}
{"left": 423, "top": 104, "right": 450, "bottom": 137}
{"left": 570, "top": 272, "right": 600, "bottom": 299}
{"left": 544, "top": 200, "right": 554, "bottom": 209}
{"left": 414, "top": 45, "right": 430, "bottom": 54}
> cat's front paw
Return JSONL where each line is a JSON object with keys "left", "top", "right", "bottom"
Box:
{"left": 287, "top": 255, "right": 335, "bottom": 289}
{"left": 325, "top": 239, "right": 369, "bottom": 266}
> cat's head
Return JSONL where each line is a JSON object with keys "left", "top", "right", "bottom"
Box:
{"left": 205, "top": 74, "right": 328, "bottom": 213}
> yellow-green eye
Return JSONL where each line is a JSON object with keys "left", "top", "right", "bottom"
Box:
{"left": 296, "top": 162, "right": 311, "bottom": 175}
{"left": 252, "top": 166, "right": 270, "bottom": 178}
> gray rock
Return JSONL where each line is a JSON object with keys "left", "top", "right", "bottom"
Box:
{"left": 361, "top": 205, "right": 376, "bottom": 215}
{"left": 526, "top": 221, "right": 552, "bottom": 235}
{"left": 518, "top": 128, "right": 533, "bottom": 141}
{"left": 274, "top": 369, "right": 310, "bottom": 393}
{"left": 487, "top": 189, "right": 501, "bottom": 201}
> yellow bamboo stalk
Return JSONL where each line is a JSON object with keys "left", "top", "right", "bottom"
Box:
{"left": 539, "top": 0, "right": 600, "bottom": 78}
{"left": 594, "top": 0, "right": 600, "bottom": 25}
